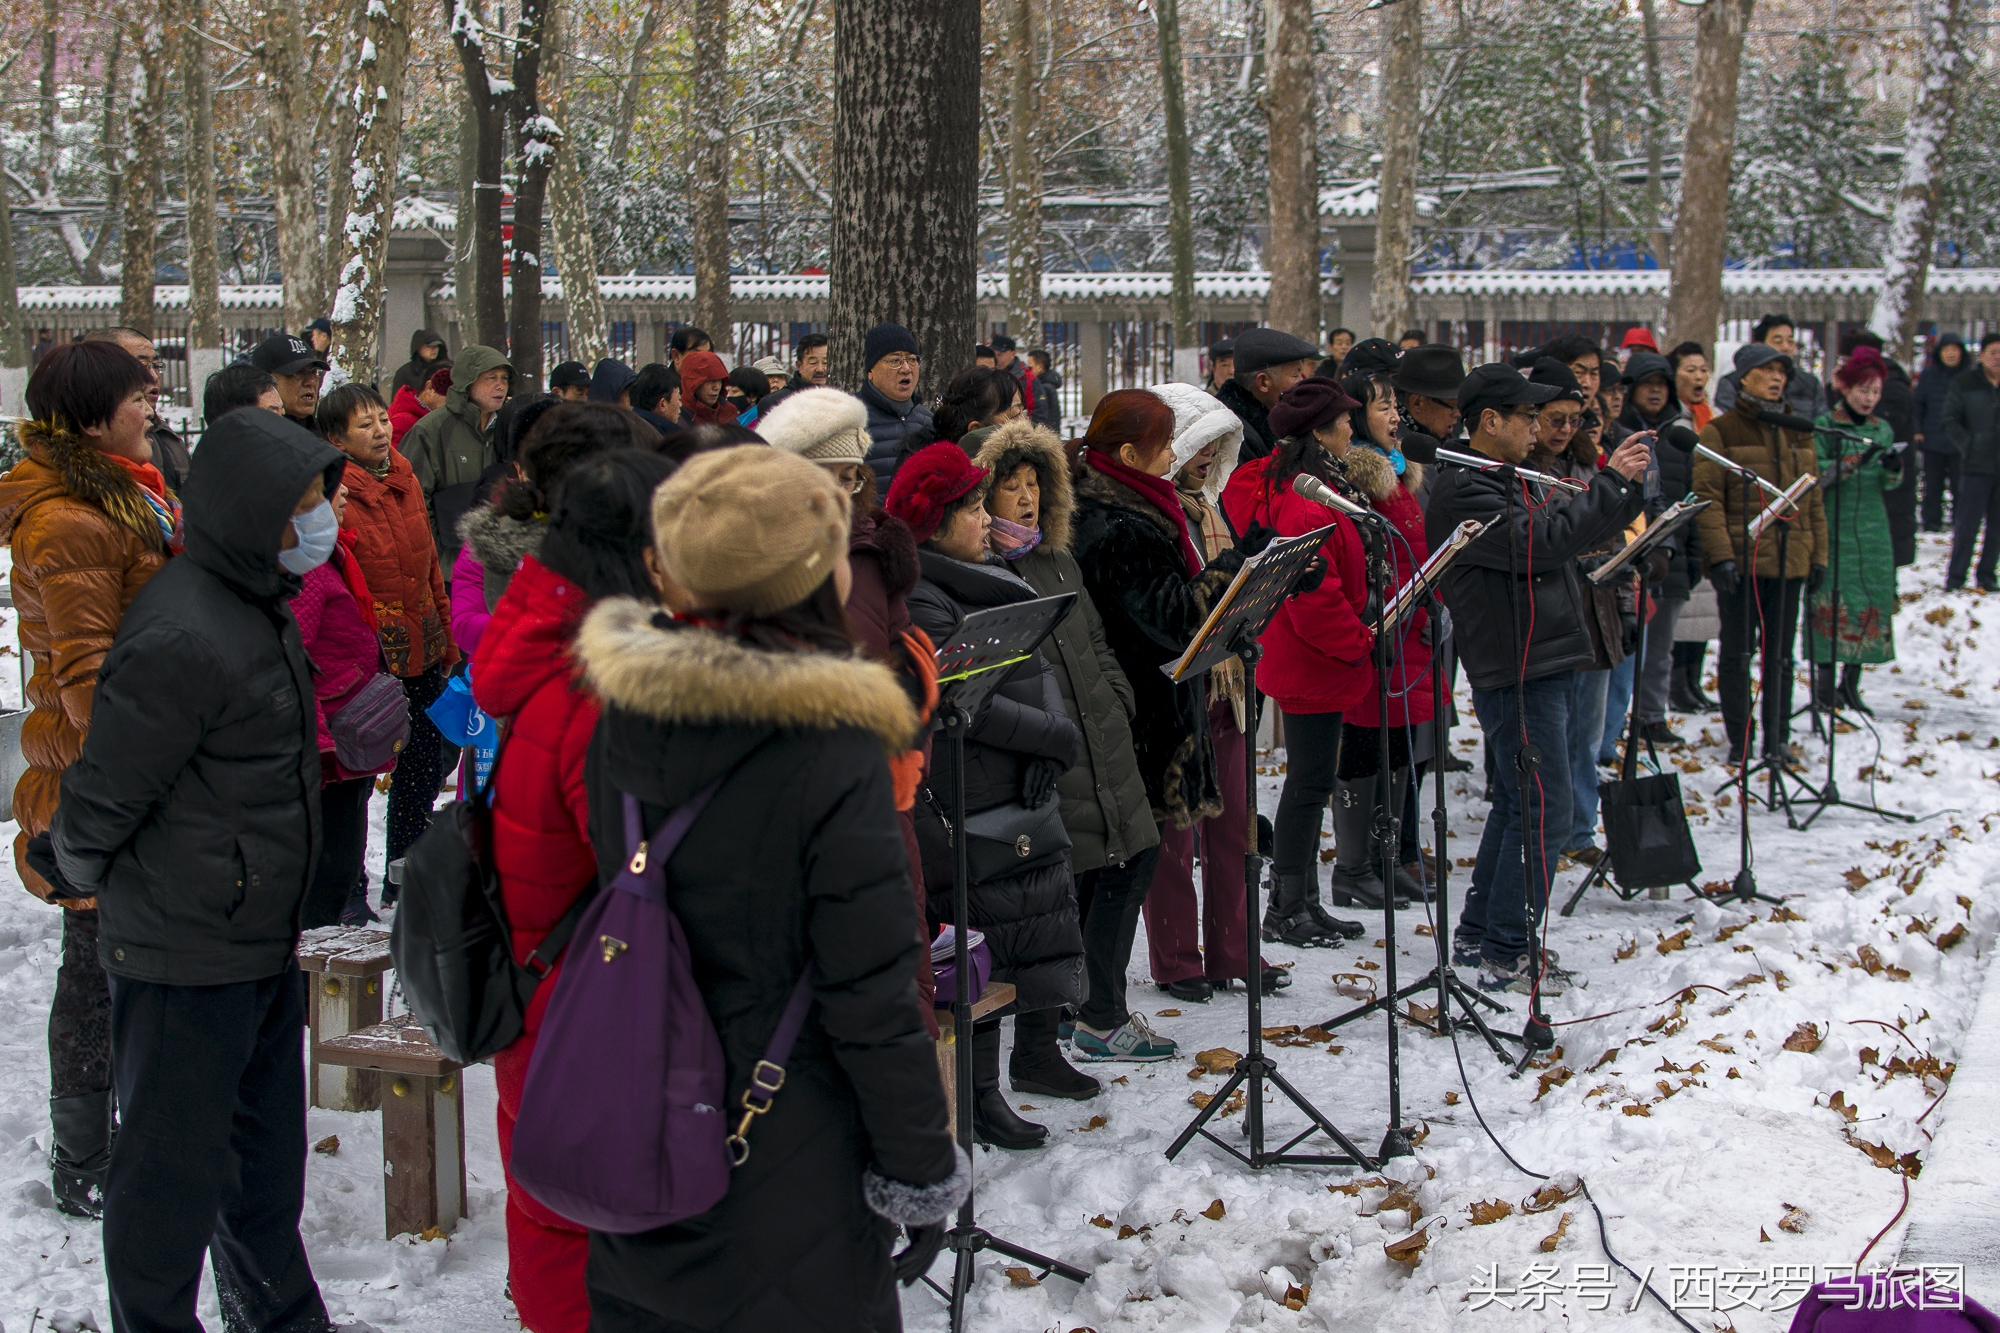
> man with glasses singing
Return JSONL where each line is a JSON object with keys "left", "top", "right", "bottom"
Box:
{"left": 857, "top": 322, "right": 934, "bottom": 488}
{"left": 1423, "top": 364, "right": 1650, "bottom": 999}
{"left": 82, "top": 328, "right": 191, "bottom": 491}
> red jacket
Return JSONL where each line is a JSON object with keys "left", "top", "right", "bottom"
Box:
{"left": 1341, "top": 450, "right": 1434, "bottom": 728}
{"left": 292, "top": 533, "right": 396, "bottom": 782}
{"left": 388, "top": 384, "right": 427, "bottom": 449}
{"left": 340, "top": 452, "right": 457, "bottom": 678}
{"left": 1220, "top": 455, "right": 1375, "bottom": 715}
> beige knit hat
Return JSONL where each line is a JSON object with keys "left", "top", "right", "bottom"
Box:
{"left": 652, "top": 447, "right": 851, "bottom": 616}
{"left": 756, "top": 387, "right": 871, "bottom": 465}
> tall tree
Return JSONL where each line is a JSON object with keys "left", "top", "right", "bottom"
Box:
{"left": 1002, "top": 0, "right": 1041, "bottom": 346}
{"left": 454, "top": 85, "right": 485, "bottom": 347}
{"left": 1262, "top": 0, "right": 1319, "bottom": 341}
{"left": 182, "top": 0, "right": 223, "bottom": 375}
{"left": 0, "top": 50, "right": 25, "bottom": 404}
{"left": 118, "top": 20, "right": 170, "bottom": 336}
{"left": 1638, "top": 0, "right": 1669, "bottom": 268}
{"left": 451, "top": 0, "right": 509, "bottom": 350}
{"left": 691, "top": 0, "right": 732, "bottom": 347}
{"left": 545, "top": 0, "right": 609, "bottom": 369}
{"left": 827, "top": 0, "right": 980, "bottom": 391}
{"left": 608, "top": 0, "right": 666, "bottom": 168}
{"left": 328, "top": 0, "right": 414, "bottom": 385}
{"left": 508, "top": 0, "right": 554, "bottom": 390}
{"left": 1370, "top": 0, "right": 1421, "bottom": 341}
{"left": 36, "top": 1, "right": 117, "bottom": 283}
{"left": 259, "top": 5, "right": 329, "bottom": 333}
{"left": 1665, "top": 0, "right": 1755, "bottom": 353}
{"left": 1155, "top": 0, "right": 1197, "bottom": 369}
{"left": 1870, "top": 0, "right": 1970, "bottom": 361}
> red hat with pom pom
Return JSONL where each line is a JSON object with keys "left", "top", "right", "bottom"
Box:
{"left": 884, "top": 442, "right": 991, "bottom": 544}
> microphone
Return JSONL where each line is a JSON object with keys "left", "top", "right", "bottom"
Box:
{"left": 1397, "top": 429, "right": 1442, "bottom": 465}
{"left": 1754, "top": 407, "right": 1821, "bottom": 434}
{"left": 1291, "top": 472, "right": 1378, "bottom": 522}
{"left": 1660, "top": 423, "right": 1701, "bottom": 455}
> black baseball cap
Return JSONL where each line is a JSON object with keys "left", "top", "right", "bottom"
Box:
{"left": 1457, "top": 363, "right": 1563, "bottom": 422}
{"left": 989, "top": 333, "right": 1018, "bottom": 352}
{"left": 549, "top": 360, "right": 591, "bottom": 390}
{"left": 1528, "top": 356, "right": 1586, "bottom": 403}
{"left": 251, "top": 331, "right": 329, "bottom": 377}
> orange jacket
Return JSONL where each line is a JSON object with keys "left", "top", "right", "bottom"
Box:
{"left": 339, "top": 452, "right": 459, "bottom": 677}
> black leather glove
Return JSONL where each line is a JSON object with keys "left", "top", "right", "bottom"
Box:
{"left": 1292, "top": 554, "right": 1327, "bottom": 594}
{"left": 24, "top": 833, "right": 83, "bottom": 901}
{"left": 1421, "top": 602, "right": 1451, "bottom": 648}
{"left": 893, "top": 1222, "right": 947, "bottom": 1286}
{"left": 1807, "top": 564, "right": 1826, "bottom": 593}
{"left": 1709, "top": 561, "right": 1740, "bottom": 598}
{"left": 1235, "top": 522, "right": 1279, "bottom": 557}
{"left": 1644, "top": 548, "right": 1672, "bottom": 584}
{"left": 1020, "top": 757, "right": 1064, "bottom": 809}
{"left": 1882, "top": 448, "right": 1905, "bottom": 475}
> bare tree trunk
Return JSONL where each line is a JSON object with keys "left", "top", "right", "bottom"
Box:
{"left": 262, "top": 6, "right": 328, "bottom": 333}
{"left": 545, "top": 0, "right": 609, "bottom": 368}
{"left": 322, "top": 9, "right": 362, "bottom": 310}
{"left": 1638, "top": 0, "right": 1669, "bottom": 269}
{"left": 1155, "top": 0, "right": 1197, "bottom": 365}
{"left": 1666, "top": 0, "right": 1754, "bottom": 353}
{"left": 508, "top": 0, "right": 553, "bottom": 390}
{"left": 454, "top": 84, "right": 483, "bottom": 346}
{"left": 451, "top": 0, "right": 509, "bottom": 350}
{"left": 608, "top": 0, "right": 666, "bottom": 168}
{"left": 118, "top": 22, "right": 169, "bottom": 337}
{"left": 1003, "top": 0, "right": 1041, "bottom": 345}
{"left": 0, "top": 110, "right": 25, "bottom": 406}
{"left": 691, "top": 0, "right": 732, "bottom": 349}
{"left": 182, "top": 0, "right": 223, "bottom": 360}
{"left": 1869, "top": 0, "right": 1968, "bottom": 362}
{"left": 1262, "top": 0, "right": 1319, "bottom": 342}
{"left": 328, "top": 0, "right": 413, "bottom": 386}
{"left": 1370, "top": 0, "right": 1421, "bottom": 342}
{"left": 828, "top": 0, "right": 980, "bottom": 391}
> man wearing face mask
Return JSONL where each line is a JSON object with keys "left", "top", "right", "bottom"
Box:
{"left": 42, "top": 410, "right": 348, "bottom": 1333}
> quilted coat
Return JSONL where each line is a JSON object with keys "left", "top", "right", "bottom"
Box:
{"left": 340, "top": 451, "right": 458, "bottom": 678}
{"left": 292, "top": 531, "right": 397, "bottom": 783}
{"left": 1339, "top": 448, "right": 1433, "bottom": 728}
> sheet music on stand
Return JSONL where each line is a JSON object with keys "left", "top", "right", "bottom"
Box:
{"left": 1375, "top": 519, "right": 1487, "bottom": 635}
{"left": 933, "top": 594, "right": 1077, "bottom": 715}
{"left": 1165, "top": 525, "right": 1334, "bottom": 683}
{"left": 1747, "top": 473, "right": 1818, "bottom": 542}
{"left": 1587, "top": 497, "right": 1713, "bottom": 585}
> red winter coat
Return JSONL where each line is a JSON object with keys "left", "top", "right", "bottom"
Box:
{"left": 1220, "top": 454, "right": 1374, "bottom": 715}
{"left": 293, "top": 532, "right": 397, "bottom": 783}
{"left": 341, "top": 452, "right": 458, "bottom": 678}
{"left": 388, "top": 384, "right": 428, "bottom": 449}
{"left": 1340, "top": 450, "right": 1434, "bottom": 728}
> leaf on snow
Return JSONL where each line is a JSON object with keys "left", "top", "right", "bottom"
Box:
{"left": 1783, "top": 1022, "right": 1825, "bottom": 1053}
{"left": 1657, "top": 928, "right": 1692, "bottom": 955}
{"left": 1005, "top": 1266, "right": 1041, "bottom": 1287}
{"left": 1534, "top": 1066, "right": 1574, "bottom": 1102}
{"left": 1538, "top": 1211, "right": 1573, "bottom": 1253}
{"left": 1200, "top": 1198, "right": 1226, "bottom": 1221}
{"left": 1469, "top": 1199, "right": 1513, "bottom": 1225}
{"left": 1778, "top": 1204, "right": 1809, "bottom": 1233}
{"left": 1615, "top": 938, "right": 1639, "bottom": 961}
{"left": 313, "top": 1135, "right": 340, "bottom": 1156}
{"left": 1383, "top": 1225, "right": 1431, "bottom": 1266}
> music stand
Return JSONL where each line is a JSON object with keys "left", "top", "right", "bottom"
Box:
{"left": 1162, "top": 525, "right": 1380, "bottom": 1173}
{"left": 923, "top": 594, "right": 1089, "bottom": 1329}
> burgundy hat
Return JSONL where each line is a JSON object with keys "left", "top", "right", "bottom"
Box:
{"left": 1268, "top": 375, "right": 1363, "bottom": 439}
{"left": 884, "top": 442, "right": 991, "bottom": 544}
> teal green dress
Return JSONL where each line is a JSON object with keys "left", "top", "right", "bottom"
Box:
{"left": 1805, "top": 411, "right": 1897, "bottom": 664}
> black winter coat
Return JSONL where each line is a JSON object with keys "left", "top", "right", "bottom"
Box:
{"left": 1915, "top": 337, "right": 1967, "bottom": 452}
{"left": 1030, "top": 368, "right": 1065, "bottom": 432}
{"left": 1653, "top": 421, "right": 1701, "bottom": 602}
{"left": 1215, "top": 378, "right": 1276, "bottom": 462}
{"left": 1874, "top": 361, "right": 1921, "bottom": 567}
{"left": 574, "top": 602, "right": 957, "bottom": 1330}
{"left": 51, "top": 411, "right": 345, "bottom": 985}
{"left": 1424, "top": 459, "right": 1645, "bottom": 690}
{"left": 859, "top": 382, "right": 936, "bottom": 489}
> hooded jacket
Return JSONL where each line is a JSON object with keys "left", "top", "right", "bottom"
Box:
{"left": 388, "top": 383, "right": 429, "bottom": 448}
{"left": 973, "top": 422, "right": 1158, "bottom": 873}
{"left": 390, "top": 329, "right": 450, "bottom": 396}
{"left": 340, "top": 449, "right": 457, "bottom": 678}
{"left": 1916, "top": 335, "right": 1967, "bottom": 451}
{"left": 586, "top": 358, "right": 638, "bottom": 406}
{"left": 0, "top": 421, "right": 173, "bottom": 908}
{"left": 1029, "top": 367, "right": 1064, "bottom": 432}
{"left": 1151, "top": 380, "right": 1245, "bottom": 500}
{"left": 859, "top": 382, "right": 936, "bottom": 488}
{"left": 678, "top": 351, "right": 740, "bottom": 429}
{"left": 575, "top": 603, "right": 957, "bottom": 1325}
{"left": 50, "top": 411, "right": 346, "bottom": 985}
{"left": 401, "top": 342, "right": 512, "bottom": 563}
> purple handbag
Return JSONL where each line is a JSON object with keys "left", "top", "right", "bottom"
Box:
{"left": 508, "top": 778, "right": 814, "bottom": 1235}
{"left": 327, "top": 671, "right": 411, "bottom": 773}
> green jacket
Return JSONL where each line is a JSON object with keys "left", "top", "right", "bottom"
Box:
{"left": 1806, "top": 411, "right": 1897, "bottom": 664}
{"left": 401, "top": 343, "right": 512, "bottom": 563}
{"left": 1942, "top": 365, "right": 2000, "bottom": 475}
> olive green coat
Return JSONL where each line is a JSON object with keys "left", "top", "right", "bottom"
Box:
{"left": 1806, "top": 412, "right": 1898, "bottom": 664}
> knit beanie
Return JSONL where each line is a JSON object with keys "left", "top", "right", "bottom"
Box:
{"left": 884, "top": 442, "right": 990, "bottom": 544}
{"left": 863, "top": 323, "right": 920, "bottom": 372}
{"left": 758, "top": 387, "right": 871, "bottom": 464}
{"left": 1267, "top": 375, "right": 1363, "bottom": 439}
{"left": 652, "top": 447, "right": 850, "bottom": 616}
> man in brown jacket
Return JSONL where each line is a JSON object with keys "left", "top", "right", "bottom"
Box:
{"left": 1692, "top": 342, "right": 1828, "bottom": 767}
{"left": 0, "top": 342, "right": 174, "bottom": 1217}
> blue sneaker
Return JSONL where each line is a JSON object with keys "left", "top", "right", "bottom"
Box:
{"left": 1451, "top": 934, "right": 1483, "bottom": 968}
{"left": 1057, "top": 1017, "right": 1075, "bottom": 1043}
{"left": 1071, "top": 1014, "right": 1178, "bottom": 1062}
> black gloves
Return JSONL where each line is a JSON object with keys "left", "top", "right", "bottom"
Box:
{"left": 1235, "top": 523, "right": 1278, "bottom": 557}
{"left": 1882, "top": 448, "right": 1905, "bottom": 475}
{"left": 1020, "top": 758, "right": 1064, "bottom": 809}
{"left": 1421, "top": 603, "right": 1452, "bottom": 648}
{"left": 1644, "top": 548, "right": 1672, "bottom": 584}
{"left": 1807, "top": 564, "right": 1826, "bottom": 593}
{"left": 1709, "top": 561, "right": 1740, "bottom": 598}
{"left": 24, "top": 833, "right": 83, "bottom": 901}
{"left": 1292, "top": 554, "right": 1327, "bottom": 594}
{"left": 893, "top": 1223, "right": 947, "bottom": 1286}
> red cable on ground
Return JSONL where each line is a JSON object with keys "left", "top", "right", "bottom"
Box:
{"left": 1853, "top": 1174, "right": 1911, "bottom": 1271}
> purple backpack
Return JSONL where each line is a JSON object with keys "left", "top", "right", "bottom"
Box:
{"left": 508, "top": 778, "right": 814, "bottom": 1234}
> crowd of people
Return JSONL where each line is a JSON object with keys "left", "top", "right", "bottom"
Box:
{"left": 1, "top": 302, "right": 1983, "bottom": 1332}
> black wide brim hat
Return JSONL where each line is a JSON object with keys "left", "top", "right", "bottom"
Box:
{"left": 1393, "top": 345, "right": 1468, "bottom": 400}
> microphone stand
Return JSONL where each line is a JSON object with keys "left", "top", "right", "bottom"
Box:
{"left": 1713, "top": 448, "right": 1785, "bottom": 908}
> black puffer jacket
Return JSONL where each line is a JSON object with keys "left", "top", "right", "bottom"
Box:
{"left": 575, "top": 602, "right": 958, "bottom": 1328}
{"left": 51, "top": 411, "right": 345, "bottom": 985}
{"left": 1654, "top": 422, "right": 1701, "bottom": 601}
{"left": 859, "top": 382, "right": 935, "bottom": 489}
{"left": 1215, "top": 378, "right": 1275, "bottom": 461}
{"left": 1424, "top": 458, "right": 1645, "bottom": 690}
{"left": 1876, "top": 358, "right": 1920, "bottom": 567}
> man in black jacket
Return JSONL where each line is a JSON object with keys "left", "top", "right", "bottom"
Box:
{"left": 1216, "top": 327, "right": 1319, "bottom": 461}
{"left": 1424, "top": 365, "right": 1649, "bottom": 997}
{"left": 48, "top": 410, "right": 347, "bottom": 1333}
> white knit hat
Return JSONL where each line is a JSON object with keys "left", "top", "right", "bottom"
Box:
{"left": 757, "top": 387, "right": 871, "bottom": 465}
{"left": 1148, "top": 381, "right": 1244, "bottom": 500}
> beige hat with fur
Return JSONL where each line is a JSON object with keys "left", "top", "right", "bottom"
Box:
{"left": 652, "top": 447, "right": 851, "bottom": 616}
{"left": 756, "top": 386, "right": 872, "bottom": 465}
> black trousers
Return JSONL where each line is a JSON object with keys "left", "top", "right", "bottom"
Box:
{"left": 387, "top": 665, "right": 450, "bottom": 866}
{"left": 1716, "top": 576, "right": 1803, "bottom": 756}
{"left": 1072, "top": 843, "right": 1162, "bottom": 1030}
{"left": 302, "top": 777, "right": 373, "bottom": 931}
{"left": 1272, "top": 709, "right": 1342, "bottom": 877}
{"left": 51, "top": 907, "right": 112, "bottom": 1098}
{"left": 1946, "top": 471, "right": 2000, "bottom": 590}
{"left": 1921, "top": 450, "right": 1960, "bottom": 532}
{"left": 105, "top": 964, "right": 326, "bottom": 1333}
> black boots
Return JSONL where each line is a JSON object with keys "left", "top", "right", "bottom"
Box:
{"left": 1008, "top": 1009, "right": 1098, "bottom": 1101}
{"left": 1813, "top": 663, "right": 1842, "bottom": 713}
{"left": 1326, "top": 778, "right": 1427, "bottom": 907}
{"left": 1263, "top": 872, "right": 1359, "bottom": 946}
{"left": 971, "top": 1022, "right": 1048, "bottom": 1150}
{"left": 1839, "top": 663, "right": 1872, "bottom": 715}
{"left": 51, "top": 1090, "right": 113, "bottom": 1219}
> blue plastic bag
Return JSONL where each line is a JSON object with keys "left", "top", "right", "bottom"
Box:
{"left": 426, "top": 670, "right": 498, "bottom": 793}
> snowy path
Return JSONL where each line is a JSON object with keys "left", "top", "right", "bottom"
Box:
{"left": 0, "top": 534, "right": 1991, "bottom": 1332}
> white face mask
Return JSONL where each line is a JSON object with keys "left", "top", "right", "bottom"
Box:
{"left": 279, "top": 497, "right": 338, "bottom": 575}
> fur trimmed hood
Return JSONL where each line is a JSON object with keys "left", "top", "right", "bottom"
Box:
{"left": 577, "top": 597, "right": 919, "bottom": 753}
{"left": 1337, "top": 446, "right": 1425, "bottom": 504}
{"left": 970, "top": 419, "right": 1073, "bottom": 552}
{"left": 458, "top": 503, "right": 544, "bottom": 577}
{"left": 0, "top": 420, "right": 169, "bottom": 552}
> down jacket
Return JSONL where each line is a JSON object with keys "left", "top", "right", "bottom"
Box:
{"left": 51, "top": 411, "right": 347, "bottom": 986}
{"left": 859, "top": 382, "right": 935, "bottom": 488}
{"left": 388, "top": 384, "right": 428, "bottom": 449}
{"left": 1693, "top": 394, "right": 1830, "bottom": 578}
{"left": 293, "top": 532, "right": 397, "bottom": 783}
{"left": 340, "top": 451, "right": 457, "bottom": 679}
{"left": 1339, "top": 448, "right": 1433, "bottom": 728}
{"left": 973, "top": 421, "right": 1158, "bottom": 873}
{"left": 0, "top": 421, "right": 172, "bottom": 908}
{"left": 575, "top": 602, "right": 958, "bottom": 1327}
{"left": 402, "top": 342, "right": 511, "bottom": 564}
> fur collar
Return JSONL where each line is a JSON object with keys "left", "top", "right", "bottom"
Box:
{"left": 970, "top": 420, "right": 1073, "bottom": 552}
{"left": 1338, "top": 447, "right": 1425, "bottom": 503}
{"left": 577, "top": 598, "right": 919, "bottom": 753}
{"left": 0, "top": 421, "right": 168, "bottom": 552}
{"left": 1074, "top": 463, "right": 1178, "bottom": 541}
{"left": 458, "top": 504, "right": 544, "bottom": 575}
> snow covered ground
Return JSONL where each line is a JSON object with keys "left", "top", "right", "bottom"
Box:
{"left": 0, "top": 533, "right": 1993, "bottom": 1332}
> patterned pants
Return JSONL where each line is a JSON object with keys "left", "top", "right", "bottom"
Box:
{"left": 51, "top": 908, "right": 112, "bottom": 1099}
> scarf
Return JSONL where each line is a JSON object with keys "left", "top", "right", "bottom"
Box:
{"left": 108, "top": 454, "right": 182, "bottom": 552}
{"left": 359, "top": 451, "right": 394, "bottom": 478}
{"left": 1364, "top": 438, "right": 1408, "bottom": 476}
{"left": 986, "top": 514, "right": 1043, "bottom": 560}
{"left": 1087, "top": 448, "right": 1204, "bottom": 577}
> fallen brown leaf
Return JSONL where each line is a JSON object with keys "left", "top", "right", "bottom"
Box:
{"left": 1782, "top": 1022, "right": 1825, "bottom": 1053}
{"left": 1407, "top": 1002, "right": 1439, "bottom": 1025}
{"left": 1936, "top": 923, "right": 1968, "bottom": 951}
{"left": 1657, "top": 928, "right": 1692, "bottom": 955}
{"left": 1200, "top": 1198, "right": 1226, "bottom": 1221}
{"left": 1283, "top": 1282, "right": 1310, "bottom": 1310}
{"left": 1534, "top": 1066, "right": 1574, "bottom": 1102}
{"left": 1445, "top": 1091, "right": 1461, "bottom": 1105}
{"left": 1770, "top": 905, "right": 1806, "bottom": 922}
{"left": 1469, "top": 1199, "right": 1513, "bottom": 1225}
{"left": 1698, "top": 1038, "right": 1736, "bottom": 1054}
{"left": 1155, "top": 1009, "right": 1183, "bottom": 1018}
{"left": 1760, "top": 1227, "right": 1773, "bottom": 1243}
{"left": 1522, "top": 1178, "right": 1583, "bottom": 1213}
{"left": 1778, "top": 1204, "right": 1809, "bottom": 1233}
{"left": 1716, "top": 921, "right": 1750, "bottom": 942}
{"left": 1622, "top": 1102, "right": 1651, "bottom": 1117}
{"left": 418, "top": 1225, "right": 447, "bottom": 1243}
{"left": 1078, "top": 1114, "right": 1108, "bottom": 1132}
{"left": 1858, "top": 944, "right": 1886, "bottom": 974}
{"left": 1615, "top": 938, "right": 1639, "bottom": 961}
{"left": 1587, "top": 1048, "right": 1619, "bottom": 1072}
{"left": 1383, "top": 1225, "right": 1430, "bottom": 1266}
{"left": 1005, "top": 1266, "right": 1041, "bottom": 1287}
{"left": 1261, "top": 1025, "right": 1301, "bottom": 1039}
{"left": 1844, "top": 867, "right": 1874, "bottom": 890}
{"left": 1189, "top": 1047, "right": 1242, "bottom": 1077}
{"left": 1090, "top": 1214, "right": 1114, "bottom": 1228}
{"left": 313, "top": 1134, "right": 340, "bottom": 1156}
{"left": 1538, "top": 1211, "right": 1573, "bottom": 1253}
{"left": 1826, "top": 1091, "right": 1857, "bottom": 1123}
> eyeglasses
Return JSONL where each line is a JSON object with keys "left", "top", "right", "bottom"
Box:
{"left": 1501, "top": 406, "right": 1542, "bottom": 422}
{"left": 1541, "top": 411, "right": 1581, "bottom": 430}
{"left": 878, "top": 354, "right": 921, "bottom": 372}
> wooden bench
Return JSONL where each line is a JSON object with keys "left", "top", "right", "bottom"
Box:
{"left": 298, "top": 926, "right": 393, "bottom": 1112}
{"left": 317, "top": 1014, "right": 467, "bottom": 1240}
{"left": 935, "top": 981, "right": 1016, "bottom": 1138}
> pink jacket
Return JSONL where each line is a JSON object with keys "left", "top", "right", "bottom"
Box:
{"left": 451, "top": 544, "right": 490, "bottom": 658}
{"left": 294, "top": 535, "right": 397, "bottom": 782}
